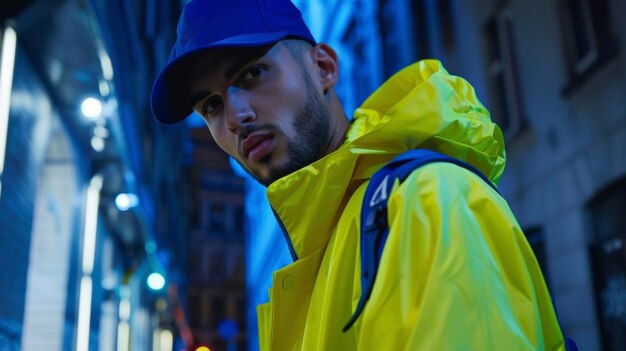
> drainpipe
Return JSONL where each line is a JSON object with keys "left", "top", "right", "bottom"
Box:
{"left": 76, "top": 174, "right": 103, "bottom": 351}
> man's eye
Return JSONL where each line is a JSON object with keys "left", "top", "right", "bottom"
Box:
{"left": 203, "top": 96, "right": 223, "bottom": 116}
{"left": 242, "top": 65, "right": 265, "bottom": 82}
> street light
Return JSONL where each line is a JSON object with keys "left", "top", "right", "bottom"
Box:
{"left": 115, "top": 193, "right": 138, "bottom": 211}
{"left": 147, "top": 272, "right": 166, "bottom": 291}
{"left": 80, "top": 97, "right": 103, "bottom": 120}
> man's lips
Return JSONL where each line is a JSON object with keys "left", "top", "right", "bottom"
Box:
{"left": 241, "top": 132, "right": 274, "bottom": 161}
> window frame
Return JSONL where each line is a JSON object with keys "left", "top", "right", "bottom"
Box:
{"left": 587, "top": 177, "right": 626, "bottom": 351}
{"left": 483, "top": 4, "right": 526, "bottom": 139}
{"left": 558, "top": 0, "right": 619, "bottom": 95}
{"left": 561, "top": 0, "right": 599, "bottom": 75}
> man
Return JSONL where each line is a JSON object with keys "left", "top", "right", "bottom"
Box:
{"left": 151, "top": 0, "right": 568, "bottom": 349}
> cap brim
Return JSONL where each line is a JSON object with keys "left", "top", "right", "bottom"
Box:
{"left": 151, "top": 32, "right": 289, "bottom": 125}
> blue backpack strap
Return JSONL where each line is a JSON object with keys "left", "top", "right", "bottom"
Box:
{"left": 342, "top": 148, "right": 578, "bottom": 351}
{"left": 343, "top": 149, "right": 496, "bottom": 331}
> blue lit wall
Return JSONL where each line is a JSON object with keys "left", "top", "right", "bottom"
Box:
{"left": 0, "top": 45, "right": 55, "bottom": 349}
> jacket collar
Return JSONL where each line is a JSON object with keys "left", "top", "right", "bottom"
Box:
{"left": 266, "top": 60, "right": 506, "bottom": 260}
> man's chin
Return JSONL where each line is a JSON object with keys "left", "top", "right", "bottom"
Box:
{"left": 239, "top": 162, "right": 275, "bottom": 187}
{"left": 252, "top": 171, "right": 273, "bottom": 187}
{"left": 241, "top": 152, "right": 312, "bottom": 186}
{"left": 250, "top": 163, "right": 295, "bottom": 187}
{"left": 255, "top": 168, "right": 286, "bottom": 187}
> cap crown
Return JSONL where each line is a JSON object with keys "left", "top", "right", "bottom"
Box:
{"left": 151, "top": 0, "right": 315, "bottom": 124}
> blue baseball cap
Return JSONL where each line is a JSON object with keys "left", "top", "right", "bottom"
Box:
{"left": 151, "top": 0, "right": 316, "bottom": 124}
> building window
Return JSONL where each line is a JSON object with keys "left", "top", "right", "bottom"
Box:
{"left": 437, "top": 0, "right": 454, "bottom": 49}
{"left": 410, "top": 0, "right": 431, "bottom": 59}
{"left": 483, "top": 5, "right": 525, "bottom": 139}
{"left": 377, "top": 0, "right": 401, "bottom": 77}
{"left": 523, "top": 227, "right": 551, "bottom": 287}
{"left": 209, "top": 202, "right": 227, "bottom": 233}
{"left": 588, "top": 177, "right": 626, "bottom": 351}
{"left": 208, "top": 246, "right": 225, "bottom": 279}
{"left": 341, "top": 17, "right": 371, "bottom": 108}
{"left": 559, "top": 0, "right": 618, "bottom": 93}
{"left": 236, "top": 296, "right": 247, "bottom": 327}
{"left": 188, "top": 291, "right": 202, "bottom": 326}
{"left": 235, "top": 205, "right": 244, "bottom": 234}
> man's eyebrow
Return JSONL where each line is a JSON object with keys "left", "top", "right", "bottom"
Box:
{"left": 224, "top": 44, "right": 276, "bottom": 80}
{"left": 187, "top": 46, "right": 274, "bottom": 108}
{"left": 224, "top": 54, "right": 260, "bottom": 81}
{"left": 186, "top": 55, "right": 256, "bottom": 109}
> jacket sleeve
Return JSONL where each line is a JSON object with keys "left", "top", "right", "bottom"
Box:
{"left": 355, "top": 162, "right": 566, "bottom": 350}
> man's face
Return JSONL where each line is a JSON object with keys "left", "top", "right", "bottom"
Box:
{"left": 188, "top": 42, "right": 334, "bottom": 186}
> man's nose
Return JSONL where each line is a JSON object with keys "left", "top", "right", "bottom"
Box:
{"left": 224, "top": 87, "right": 255, "bottom": 134}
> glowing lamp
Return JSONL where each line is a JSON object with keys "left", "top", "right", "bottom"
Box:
{"left": 147, "top": 272, "right": 166, "bottom": 290}
{"left": 80, "top": 97, "right": 103, "bottom": 120}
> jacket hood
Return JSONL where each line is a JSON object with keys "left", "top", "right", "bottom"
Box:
{"left": 267, "top": 60, "right": 506, "bottom": 260}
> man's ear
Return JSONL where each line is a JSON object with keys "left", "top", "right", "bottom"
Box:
{"left": 309, "top": 43, "right": 339, "bottom": 93}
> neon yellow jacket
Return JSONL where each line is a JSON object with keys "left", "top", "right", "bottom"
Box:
{"left": 258, "top": 60, "right": 566, "bottom": 350}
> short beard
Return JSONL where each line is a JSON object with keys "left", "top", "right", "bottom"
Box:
{"left": 265, "top": 86, "right": 331, "bottom": 185}
{"left": 241, "top": 77, "right": 332, "bottom": 187}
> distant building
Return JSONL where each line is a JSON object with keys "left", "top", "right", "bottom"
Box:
{"left": 186, "top": 127, "right": 248, "bottom": 350}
